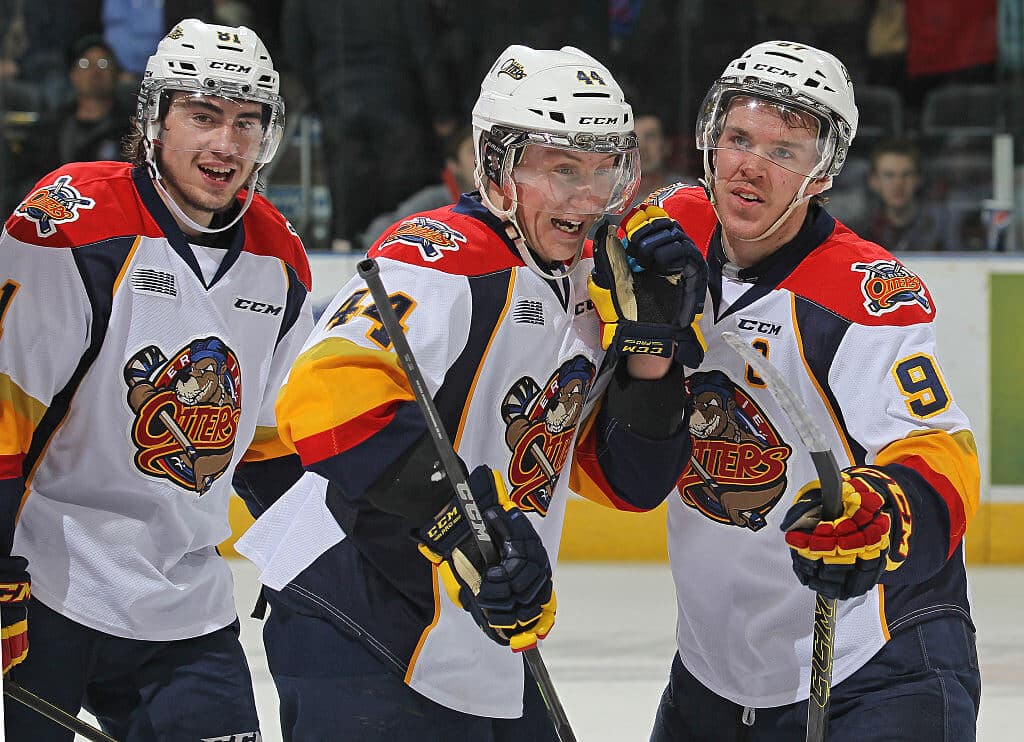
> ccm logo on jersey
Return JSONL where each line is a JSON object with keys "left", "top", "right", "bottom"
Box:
{"left": 852, "top": 260, "right": 931, "bottom": 316}
{"left": 15, "top": 174, "right": 96, "bottom": 237}
{"left": 234, "top": 298, "right": 282, "bottom": 315}
{"left": 381, "top": 216, "right": 467, "bottom": 262}
{"left": 737, "top": 318, "right": 781, "bottom": 335}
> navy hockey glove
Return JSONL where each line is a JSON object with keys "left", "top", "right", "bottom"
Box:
{"left": 1, "top": 555, "right": 30, "bottom": 674}
{"left": 588, "top": 206, "right": 707, "bottom": 366}
{"left": 414, "top": 466, "right": 556, "bottom": 651}
{"left": 781, "top": 466, "right": 912, "bottom": 600}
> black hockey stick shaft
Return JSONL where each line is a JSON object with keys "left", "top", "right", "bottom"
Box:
{"left": 4, "top": 679, "right": 120, "bottom": 742}
{"left": 722, "top": 333, "right": 842, "bottom": 742}
{"left": 357, "top": 259, "right": 577, "bottom": 742}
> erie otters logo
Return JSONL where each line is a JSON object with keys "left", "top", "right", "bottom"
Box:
{"left": 852, "top": 260, "right": 931, "bottom": 316}
{"left": 500, "top": 356, "right": 596, "bottom": 515}
{"left": 123, "top": 338, "right": 241, "bottom": 495}
{"left": 15, "top": 174, "right": 95, "bottom": 238}
{"left": 678, "top": 370, "right": 792, "bottom": 531}
{"left": 380, "top": 216, "right": 467, "bottom": 262}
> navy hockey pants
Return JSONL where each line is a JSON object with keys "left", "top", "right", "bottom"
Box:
{"left": 262, "top": 588, "right": 560, "bottom": 742}
{"left": 650, "top": 615, "right": 981, "bottom": 741}
{"left": 4, "top": 597, "right": 261, "bottom": 742}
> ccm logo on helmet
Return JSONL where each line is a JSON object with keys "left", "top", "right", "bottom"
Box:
{"left": 578, "top": 116, "right": 618, "bottom": 124}
{"left": 209, "top": 61, "right": 253, "bottom": 73}
{"left": 751, "top": 63, "right": 796, "bottom": 77}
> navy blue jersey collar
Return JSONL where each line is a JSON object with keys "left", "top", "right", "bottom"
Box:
{"left": 132, "top": 166, "right": 246, "bottom": 290}
{"left": 708, "top": 203, "right": 836, "bottom": 321}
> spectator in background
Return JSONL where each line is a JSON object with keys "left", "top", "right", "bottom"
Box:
{"left": 362, "top": 126, "right": 476, "bottom": 245}
{"left": 857, "top": 139, "right": 957, "bottom": 251}
{"left": 53, "top": 36, "right": 133, "bottom": 164}
{"left": 634, "top": 112, "right": 690, "bottom": 197}
{"left": 281, "top": 0, "right": 457, "bottom": 253}
{"left": 0, "top": 0, "right": 78, "bottom": 109}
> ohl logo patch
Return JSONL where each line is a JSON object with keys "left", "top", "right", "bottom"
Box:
{"left": 501, "top": 356, "right": 596, "bottom": 515}
{"left": 381, "top": 216, "right": 467, "bottom": 262}
{"left": 852, "top": 260, "right": 931, "bottom": 316}
{"left": 15, "top": 174, "right": 95, "bottom": 238}
{"left": 123, "top": 338, "right": 242, "bottom": 495}
{"left": 678, "top": 370, "right": 792, "bottom": 531}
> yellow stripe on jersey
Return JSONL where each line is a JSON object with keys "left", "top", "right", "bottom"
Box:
{"left": 0, "top": 374, "right": 46, "bottom": 459}
{"left": 875, "top": 428, "right": 980, "bottom": 542}
{"left": 111, "top": 235, "right": 143, "bottom": 295}
{"left": 790, "top": 294, "right": 856, "bottom": 465}
{"left": 275, "top": 336, "right": 413, "bottom": 456}
{"left": 241, "top": 425, "right": 295, "bottom": 462}
{"left": 452, "top": 271, "right": 516, "bottom": 449}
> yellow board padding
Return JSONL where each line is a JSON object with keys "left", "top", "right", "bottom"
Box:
{"left": 220, "top": 494, "right": 1024, "bottom": 564}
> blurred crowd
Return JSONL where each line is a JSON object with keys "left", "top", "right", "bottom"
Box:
{"left": 1, "top": 0, "right": 1020, "bottom": 252}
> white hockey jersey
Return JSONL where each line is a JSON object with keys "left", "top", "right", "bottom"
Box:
{"left": 264, "top": 195, "right": 689, "bottom": 717}
{"left": 0, "top": 162, "right": 313, "bottom": 640}
{"left": 632, "top": 184, "right": 979, "bottom": 707}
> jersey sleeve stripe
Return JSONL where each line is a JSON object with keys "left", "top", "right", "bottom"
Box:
{"left": 405, "top": 562, "right": 443, "bottom": 685}
{"left": 276, "top": 337, "right": 414, "bottom": 465}
{"left": 241, "top": 425, "right": 294, "bottom": 463}
{"left": 569, "top": 411, "right": 646, "bottom": 511}
{"left": 875, "top": 429, "right": 980, "bottom": 554}
{"left": 0, "top": 453, "right": 23, "bottom": 480}
{"left": 0, "top": 376, "right": 47, "bottom": 464}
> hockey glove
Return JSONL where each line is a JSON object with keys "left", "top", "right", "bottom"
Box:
{"left": 1, "top": 555, "right": 30, "bottom": 674}
{"left": 588, "top": 206, "right": 707, "bottom": 366}
{"left": 414, "top": 466, "right": 556, "bottom": 652}
{"left": 781, "top": 466, "right": 912, "bottom": 600}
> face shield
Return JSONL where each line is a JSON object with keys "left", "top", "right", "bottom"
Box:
{"left": 509, "top": 142, "right": 639, "bottom": 222}
{"left": 141, "top": 82, "right": 285, "bottom": 166}
{"left": 696, "top": 88, "right": 839, "bottom": 180}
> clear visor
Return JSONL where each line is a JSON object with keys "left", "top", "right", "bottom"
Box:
{"left": 696, "top": 91, "right": 837, "bottom": 178}
{"left": 148, "top": 90, "right": 284, "bottom": 165}
{"left": 507, "top": 141, "right": 639, "bottom": 217}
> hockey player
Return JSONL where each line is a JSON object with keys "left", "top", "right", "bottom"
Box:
{"left": 0, "top": 19, "right": 312, "bottom": 741}
{"left": 237, "top": 45, "right": 706, "bottom": 740}
{"left": 619, "top": 41, "right": 980, "bottom": 740}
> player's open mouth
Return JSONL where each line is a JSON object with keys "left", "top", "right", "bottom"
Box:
{"left": 199, "top": 165, "right": 234, "bottom": 182}
{"left": 733, "top": 188, "right": 764, "bottom": 203}
{"left": 551, "top": 217, "right": 583, "bottom": 234}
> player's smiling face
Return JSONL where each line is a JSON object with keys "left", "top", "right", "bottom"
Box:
{"left": 511, "top": 146, "right": 618, "bottom": 264}
{"left": 156, "top": 93, "right": 262, "bottom": 228}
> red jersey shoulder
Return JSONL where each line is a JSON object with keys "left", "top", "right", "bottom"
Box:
{"left": 241, "top": 193, "right": 311, "bottom": 290}
{"left": 5, "top": 162, "right": 155, "bottom": 247}
{"left": 643, "top": 183, "right": 716, "bottom": 258}
{"left": 783, "top": 221, "right": 936, "bottom": 326}
{"left": 367, "top": 204, "right": 518, "bottom": 276}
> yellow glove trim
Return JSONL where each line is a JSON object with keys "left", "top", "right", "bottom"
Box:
{"left": 624, "top": 204, "right": 672, "bottom": 238}
{"left": 587, "top": 276, "right": 620, "bottom": 351}
{"left": 509, "top": 592, "right": 558, "bottom": 652}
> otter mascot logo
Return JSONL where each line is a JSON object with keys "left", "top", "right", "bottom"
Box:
{"left": 500, "top": 356, "right": 596, "bottom": 515}
{"left": 678, "top": 370, "right": 792, "bottom": 530}
{"left": 123, "top": 338, "right": 242, "bottom": 494}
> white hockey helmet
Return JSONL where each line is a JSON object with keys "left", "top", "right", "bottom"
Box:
{"left": 697, "top": 40, "right": 858, "bottom": 180}
{"left": 472, "top": 45, "right": 640, "bottom": 277}
{"left": 696, "top": 41, "right": 858, "bottom": 242}
{"left": 138, "top": 18, "right": 285, "bottom": 166}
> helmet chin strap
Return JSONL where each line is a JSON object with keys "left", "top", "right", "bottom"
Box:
{"left": 146, "top": 142, "right": 259, "bottom": 235}
{"left": 475, "top": 168, "right": 583, "bottom": 280}
{"left": 701, "top": 148, "right": 831, "bottom": 246}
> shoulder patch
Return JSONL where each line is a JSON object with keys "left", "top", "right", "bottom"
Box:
{"left": 381, "top": 216, "right": 468, "bottom": 262}
{"left": 852, "top": 259, "right": 932, "bottom": 316}
{"left": 15, "top": 174, "right": 96, "bottom": 238}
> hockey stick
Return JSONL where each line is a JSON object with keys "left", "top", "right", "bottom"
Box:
{"left": 357, "top": 259, "right": 577, "bottom": 742}
{"left": 3, "top": 679, "right": 119, "bottom": 742}
{"left": 722, "top": 332, "right": 842, "bottom": 742}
